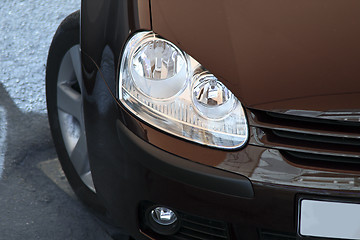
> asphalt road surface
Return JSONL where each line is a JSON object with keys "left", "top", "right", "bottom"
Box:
{"left": 0, "top": 1, "right": 124, "bottom": 239}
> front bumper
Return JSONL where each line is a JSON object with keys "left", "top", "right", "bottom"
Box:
{"left": 82, "top": 65, "right": 360, "bottom": 240}
{"left": 116, "top": 121, "right": 254, "bottom": 199}
{"left": 89, "top": 117, "right": 298, "bottom": 239}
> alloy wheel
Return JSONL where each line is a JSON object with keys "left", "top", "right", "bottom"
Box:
{"left": 56, "top": 45, "right": 95, "bottom": 192}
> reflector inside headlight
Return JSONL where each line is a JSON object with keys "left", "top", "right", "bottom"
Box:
{"left": 119, "top": 31, "right": 248, "bottom": 149}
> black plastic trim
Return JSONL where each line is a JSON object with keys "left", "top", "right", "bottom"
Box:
{"left": 116, "top": 120, "right": 254, "bottom": 199}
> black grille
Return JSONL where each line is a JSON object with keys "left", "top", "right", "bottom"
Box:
{"left": 260, "top": 230, "right": 296, "bottom": 240}
{"left": 248, "top": 108, "right": 360, "bottom": 170}
{"left": 174, "top": 213, "right": 229, "bottom": 240}
{"left": 272, "top": 129, "right": 360, "bottom": 146}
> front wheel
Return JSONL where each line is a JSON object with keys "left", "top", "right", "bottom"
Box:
{"left": 46, "top": 11, "right": 135, "bottom": 240}
{"left": 46, "top": 10, "right": 103, "bottom": 212}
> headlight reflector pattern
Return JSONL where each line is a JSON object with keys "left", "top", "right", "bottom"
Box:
{"left": 119, "top": 31, "right": 248, "bottom": 149}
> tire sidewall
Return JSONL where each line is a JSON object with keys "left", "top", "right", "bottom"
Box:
{"left": 46, "top": 11, "right": 105, "bottom": 213}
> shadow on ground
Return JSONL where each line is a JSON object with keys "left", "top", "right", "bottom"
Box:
{"left": 0, "top": 83, "right": 113, "bottom": 240}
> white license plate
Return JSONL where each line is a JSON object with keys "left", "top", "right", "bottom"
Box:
{"left": 299, "top": 199, "right": 360, "bottom": 239}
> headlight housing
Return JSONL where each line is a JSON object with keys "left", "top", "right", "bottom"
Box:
{"left": 119, "top": 31, "right": 248, "bottom": 149}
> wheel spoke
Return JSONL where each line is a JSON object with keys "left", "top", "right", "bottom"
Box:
{"left": 70, "top": 133, "right": 90, "bottom": 176}
{"left": 69, "top": 45, "right": 82, "bottom": 85}
{"left": 80, "top": 172, "right": 96, "bottom": 192}
{"left": 56, "top": 43, "right": 95, "bottom": 193}
{"left": 57, "top": 84, "right": 82, "bottom": 122}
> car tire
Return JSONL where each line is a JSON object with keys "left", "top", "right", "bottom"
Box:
{"left": 46, "top": 10, "right": 105, "bottom": 214}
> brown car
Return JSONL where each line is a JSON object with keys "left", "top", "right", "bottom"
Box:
{"left": 46, "top": 0, "right": 360, "bottom": 239}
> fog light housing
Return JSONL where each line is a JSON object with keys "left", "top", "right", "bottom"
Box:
{"left": 151, "top": 207, "right": 178, "bottom": 225}
{"left": 145, "top": 206, "right": 180, "bottom": 235}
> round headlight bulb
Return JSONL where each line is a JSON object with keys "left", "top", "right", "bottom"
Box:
{"left": 192, "top": 71, "right": 236, "bottom": 119}
{"left": 130, "top": 39, "right": 187, "bottom": 99}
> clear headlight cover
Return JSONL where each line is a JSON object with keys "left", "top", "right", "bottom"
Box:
{"left": 119, "top": 31, "right": 248, "bottom": 149}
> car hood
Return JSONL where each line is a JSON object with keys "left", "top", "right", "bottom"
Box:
{"left": 151, "top": 0, "right": 360, "bottom": 119}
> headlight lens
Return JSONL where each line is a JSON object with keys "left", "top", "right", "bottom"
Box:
{"left": 119, "top": 31, "right": 248, "bottom": 149}
{"left": 130, "top": 38, "right": 188, "bottom": 99}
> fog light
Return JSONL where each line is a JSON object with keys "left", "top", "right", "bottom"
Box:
{"left": 145, "top": 206, "right": 180, "bottom": 235}
{"left": 151, "top": 207, "right": 178, "bottom": 226}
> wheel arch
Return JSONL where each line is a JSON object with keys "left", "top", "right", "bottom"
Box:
{"left": 79, "top": 0, "right": 152, "bottom": 227}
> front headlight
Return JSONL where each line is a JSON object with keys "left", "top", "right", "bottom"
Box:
{"left": 119, "top": 31, "right": 248, "bottom": 149}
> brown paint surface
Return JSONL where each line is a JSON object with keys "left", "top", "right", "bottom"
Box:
{"left": 151, "top": 0, "right": 360, "bottom": 111}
